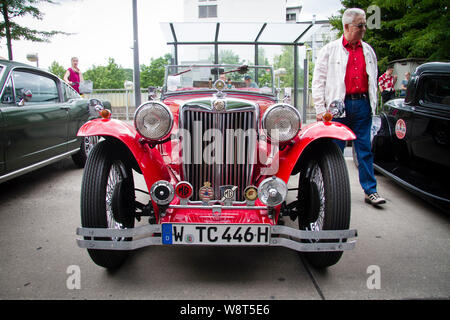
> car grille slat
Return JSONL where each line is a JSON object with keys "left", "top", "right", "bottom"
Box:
{"left": 182, "top": 107, "right": 256, "bottom": 201}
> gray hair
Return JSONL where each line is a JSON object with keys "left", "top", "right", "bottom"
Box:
{"left": 342, "top": 8, "right": 366, "bottom": 27}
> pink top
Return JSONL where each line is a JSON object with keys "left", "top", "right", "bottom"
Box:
{"left": 68, "top": 68, "right": 81, "bottom": 93}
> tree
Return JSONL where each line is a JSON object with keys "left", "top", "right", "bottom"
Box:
{"left": 217, "top": 49, "right": 242, "bottom": 65}
{"left": 273, "top": 46, "right": 305, "bottom": 88}
{"left": 330, "top": 0, "right": 450, "bottom": 72}
{"left": 0, "top": 0, "right": 69, "bottom": 60}
{"left": 48, "top": 60, "right": 65, "bottom": 79}
{"left": 83, "top": 58, "right": 128, "bottom": 89}
{"left": 140, "top": 53, "right": 172, "bottom": 88}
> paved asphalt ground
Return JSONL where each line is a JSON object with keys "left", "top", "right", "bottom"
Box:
{"left": 0, "top": 150, "right": 448, "bottom": 300}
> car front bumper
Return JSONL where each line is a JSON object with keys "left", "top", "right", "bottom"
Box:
{"left": 76, "top": 224, "right": 357, "bottom": 252}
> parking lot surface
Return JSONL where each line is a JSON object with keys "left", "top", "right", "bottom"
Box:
{"left": 0, "top": 153, "right": 448, "bottom": 300}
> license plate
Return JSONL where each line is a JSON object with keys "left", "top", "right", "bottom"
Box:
{"left": 162, "top": 224, "right": 271, "bottom": 245}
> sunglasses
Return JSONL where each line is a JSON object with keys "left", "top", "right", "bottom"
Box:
{"left": 351, "top": 23, "right": 367, "bottom": 29}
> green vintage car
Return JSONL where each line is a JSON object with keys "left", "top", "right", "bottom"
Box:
{"left": 0, "top": 59, "right": 107, "bottom": 183}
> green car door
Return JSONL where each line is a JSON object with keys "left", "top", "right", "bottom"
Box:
{"left": 0, "top": 68, "right": 69, "bottom": 173}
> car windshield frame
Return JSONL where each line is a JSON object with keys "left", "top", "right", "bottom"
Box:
{"left": 163, "top": 64, "right": 275, "bottom": 97}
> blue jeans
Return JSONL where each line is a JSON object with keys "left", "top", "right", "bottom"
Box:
{"left": 333, "top": 97, "right": 377, "bottom": 195}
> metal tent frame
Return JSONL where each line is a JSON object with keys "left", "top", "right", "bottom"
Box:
{"left": 160, "top": 22, "right": 324, "bottom": 122}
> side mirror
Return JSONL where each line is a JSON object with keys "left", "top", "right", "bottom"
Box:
{"left": 18, "top": 89, "right": 32, "bottom": 106}
{"left": 88, "top": 98, "right": 104, "bottom": 116}
{"left": 328, "top": 100, "right": 346, "bottom": 118}
{"left": 238, "top": 65, "right": 249, "bottom": 74}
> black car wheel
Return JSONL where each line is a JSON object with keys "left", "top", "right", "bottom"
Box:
{"left": 72, "top": 136, "right": 100, "bottom": 168}
{"left": 81, "top": 140, "right": 135, "bottom": 269}
{"left": 297, "top": 140, "right": 351, "bottom": 268}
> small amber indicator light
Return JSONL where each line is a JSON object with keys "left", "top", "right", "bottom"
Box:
{"left": 322, "top": 112, "right": 333, "bottom": 122}
{"left": 100, "top": 109, "right": 111, "bottom": 119}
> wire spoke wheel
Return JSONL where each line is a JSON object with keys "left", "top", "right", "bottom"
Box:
{"left": 72, "top": 136, "right": 101, "bottom": 168}
{"left": 105, "top": 161, "right": 127, "bottom": 241}
{"left": 306, "top": 164, "right": 325, "bottom": 241}
{"left": 81, "top": 140, "right": 135, "bottom": 269}
{"left": 84, "top": 136, "right": 100, "bottom": 156}
{"left": 297, "top": 140, "right": 351, "bottom": 268}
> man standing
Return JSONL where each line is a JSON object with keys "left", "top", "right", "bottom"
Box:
{"left": 312, "top": 8, "right": 386, "bottom": 206}
{"left": 379, "top": 66, "right": 397, "bottom": 103}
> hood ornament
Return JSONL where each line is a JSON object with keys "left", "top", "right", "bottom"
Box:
{"left": 213, "top": 79, "right": 227, "bottom": 99}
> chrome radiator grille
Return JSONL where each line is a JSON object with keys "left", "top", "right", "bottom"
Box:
{"left": 181, "top": 107, "right": 256, "bottom": 201}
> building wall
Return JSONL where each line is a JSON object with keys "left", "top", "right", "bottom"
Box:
{"left": 183, "top": 0, "right": 286, "bottom": 22}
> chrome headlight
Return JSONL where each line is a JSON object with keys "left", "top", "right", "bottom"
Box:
{"left": 262, "top": 103, "right": 301, "bottom": 143}
{"left": 257, "top": 177, "right": 288, "bottom": 207}
{"left": 134, "top": 102, "right": 173, "bottom": 141}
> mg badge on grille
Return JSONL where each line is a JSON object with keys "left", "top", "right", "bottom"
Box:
{"left": 220, "top": 185, "right": 237, "bottom": 205}
{"left": 199, "top": 182, "right": 214, "bottom": 204}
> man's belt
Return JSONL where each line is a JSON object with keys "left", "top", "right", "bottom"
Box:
{"left": 345, "top": 92, "right": 368, "bottom": 100}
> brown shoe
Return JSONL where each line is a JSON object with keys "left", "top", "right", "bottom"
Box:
{"left": 365, "top": 193, "right": 386, "bottom": 206}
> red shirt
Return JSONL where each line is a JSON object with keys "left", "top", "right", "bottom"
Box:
{"left": 378, "top": 72, "right": 395, "bottom": 92}
{"left": 68, "top": 68, "right": 81, "bottom": 93}
{"left": 343, "top": 37, "right": 368, "bottom": 94}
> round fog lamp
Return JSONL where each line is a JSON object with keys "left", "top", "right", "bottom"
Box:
{"left": 257, "top": 177, "right": 288, "bottom": 207}
{"left": 150, "top": 180, "right": 174, "bottom": 205}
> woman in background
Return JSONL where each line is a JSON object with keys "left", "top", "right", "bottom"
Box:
{"left": 64, "top": 57, "right": 84, "bottom": 93}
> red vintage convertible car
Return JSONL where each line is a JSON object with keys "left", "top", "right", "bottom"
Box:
{"left": 76, "top": 64, "right": 357, "bottom": 269}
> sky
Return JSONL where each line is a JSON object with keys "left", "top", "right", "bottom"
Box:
{"left": 0, "top": 0, "right": 343, "bottom": 71}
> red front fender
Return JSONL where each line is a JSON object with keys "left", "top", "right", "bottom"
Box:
{"left": 78, "top": 118, "right": 170, "bottom": 190}
{"left": 275, "top": 121, "right": 356, "bottom": 182}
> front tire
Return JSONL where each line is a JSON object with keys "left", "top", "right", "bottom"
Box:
{"left": 81, "top": 140, "right": 135, "bottom": 269}
{"left": 297, "top": 140, "right": 351, "bottom": 268}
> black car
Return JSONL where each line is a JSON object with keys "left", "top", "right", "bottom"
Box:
{"left": 370, "top": 62, "right": 450, "bottom": 212}
{"left": 0, "top": 59, "right": 107, "bottom": 183}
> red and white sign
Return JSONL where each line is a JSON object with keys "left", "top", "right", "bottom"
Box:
{"left": 395, "top": 119, "right": 407, "bottom": 139}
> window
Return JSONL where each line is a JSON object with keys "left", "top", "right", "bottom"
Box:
{"left": 422, "top": 76, "right": 450, "bottom": 106}
{"left": 199, "top": 5, "right": 217, "bottom": 18}
{"left": 12, "top": 70, "right": 59, "bottom": 104}
{"left": 63, "top": 82, "right": 80, "bottom": 101}
{"left": 286, "top": 13, "right": 296, "bottom": 21}
{"left": 1, "top": 77, "right": 14, "bottom": 104}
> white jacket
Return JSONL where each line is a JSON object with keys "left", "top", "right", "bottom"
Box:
{"left": 312, "top": 36, "right": 378, "bottom": 115}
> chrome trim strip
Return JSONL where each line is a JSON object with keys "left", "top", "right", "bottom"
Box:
{"left": 270, "top": 238, "right": 356, "bottom": 252}
{"left": 77, "top": 237, "right": 162, "bottom": 250}
{"left": 0, "top": 149, "right": 79, "bottom": 183}
{"left": 270, "top": 225, "right": 357, "bottom": 240}
{"left": 77, "top": 224, "right": 161, "bottom": 237}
